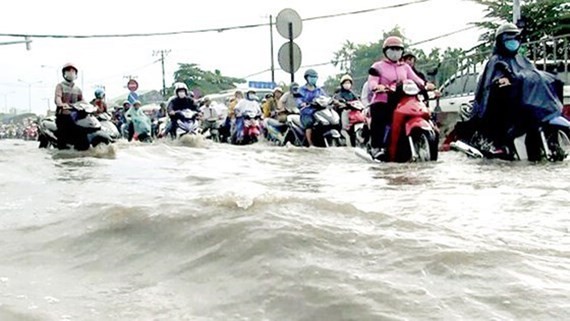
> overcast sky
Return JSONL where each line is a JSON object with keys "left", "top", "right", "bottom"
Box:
{"left": 0, "top": 0, "right": 490, "bottom": 115}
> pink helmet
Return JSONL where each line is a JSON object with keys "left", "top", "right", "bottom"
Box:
{"left": 382, "top": 36, "right": 404, "bottom": 50}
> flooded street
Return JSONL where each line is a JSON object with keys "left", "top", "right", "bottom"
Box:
{"left": 1, "top": 139, "right": 569, "bottom": 321}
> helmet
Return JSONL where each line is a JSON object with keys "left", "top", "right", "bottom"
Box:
{"left": 273, "top": 86, "right": 283, "bottom": 94}
{"left": 340, "top": 74, "right": 353, "bottom": 85}
{"left": 133, "top": 100, "right": 142, "bottom": 106}
{"left": 495, "top": 23, "right": 520, "bottom": 39}
{"left": 304, "top": 69, "right": 318, "bottom": 79}
{"left": 174, "top": 82, "right": 188, "bottom": 93}
{"left": 94, "top": 88, "right": 105, "bottom": 99}
{"left": 382, "top": 36, "right": 404, "bottom": 50}
{"left": 290, "top": 82, "right": 300, "bottom": 94}
{"left": 61, "top": 63, "right": 78, "bottom": 75}
{"left": 245, "top": 89, "right": 258, "bottom": 101}
{"left": 200, "top": 96, "right": 211, "bottom": 106}
{"left": 402, "top": 52, "right": 416, "bottom": 60}
{"left": 122, "top": 100, "right": 131, "bottom": 107}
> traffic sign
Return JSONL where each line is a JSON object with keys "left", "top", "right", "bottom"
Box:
{"left": 127, "top": 79, "right": 139, "bottom": 92}
{"left": 278, "top": 42, "right": 302, "bottom": 74}
{"left": 276, "top": 9, "right": 303, "bottom": 40}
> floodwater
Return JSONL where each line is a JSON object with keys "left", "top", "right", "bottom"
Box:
{"left": 1, "top": 139, "right": 569, "bottom": 321}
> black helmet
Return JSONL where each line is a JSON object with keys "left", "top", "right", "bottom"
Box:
{"left": 304, "top": 69, "right": 318, "bottom": 80}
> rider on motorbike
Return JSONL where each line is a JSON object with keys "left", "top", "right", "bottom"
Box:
{"left": 91, "top": 88, "right": 108, "bottom": 115}
{"left": 166, "top": 82, "right": 199, "bottom": 138}
{"left": 232, "top": 89, "right": 262, "bottom": 143}
{"left": 54, "top": 63, "right": 85, "bottom": 149}
{"left": 262, "top": 87, "right": 284, "bottom": 119}
{"left": 200, "top": 96, "right": 220, "bottom": 132}
{"left": 333, "top": 75, "right": 361, "bottom": 130}
{"left": 468, "top": 23, "right": 564, "bottom": 155}
{"left": 298, "top": 69, "right": 328, "bottom": 147}
{"left": 124, "top": 100, "right": 148, "bottom": 141}
{"left": 367, "top": 36, "right": 434, "bottom": 159}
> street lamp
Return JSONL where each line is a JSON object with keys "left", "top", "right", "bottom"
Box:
{"left": 17, "top": 79, "right": 43, "bottom": 113}
{"left": 2, "top": 91, "right": 15, "bottom": 113}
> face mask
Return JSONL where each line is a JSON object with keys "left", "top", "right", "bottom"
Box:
{"left": 177, "top": 91, "right": 187, "bottom": 99}
{"left": 64, "top": 71, "right": 77, "bottom": 82}
{"left": 342, "top": 83, "right": 352, "bottom": 90}
{"left": 386, "top": 48, "right": 403, "bottom": 62}
{"left": 504, "top": 39, "right": 520, "bottom": 53}
{"left": 307, "top": 76, "right": 318, "bottom": 86}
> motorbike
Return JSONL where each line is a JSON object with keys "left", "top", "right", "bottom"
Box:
{"left": 264, "top": 106, "right": 301, "bottom": 146}
{"left": 97, "top": 112, "right": 121, "bottom": 141}
{"left": 38, "top": 102, "right": 114, "bottom": 150}
{"left": 337, "top": 99, "right": 368, "bottom": 147}
{"left": 357, "top": 80, "right": 439, "bottom": 162}
{"left": 173, "top": 109, "right": 201, "bottom": 139}
{"left": 232, "top": 110, "right": 261, "bottom": 145}
{"left": 23, "top": 125, "right": 38, "bottom": 141}
{"left": 201, "top": 117, "right": 221, "bottom": 143}
{"left": 312, "top": 96, "right": 343, "bottom": 147}
{"left": 449, "top": 92, "right": 570, "bottom": 162}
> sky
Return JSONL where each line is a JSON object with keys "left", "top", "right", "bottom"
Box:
{"left": 0, "top": 0, "right": 492, "bottom": 115}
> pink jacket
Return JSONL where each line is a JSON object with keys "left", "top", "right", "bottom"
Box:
{"left": 367, "top": 59, "right": 425, "bottom": 104}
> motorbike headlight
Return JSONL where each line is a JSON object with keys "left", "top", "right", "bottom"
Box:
{"left": 402, "top": 80, "right": 420, "bottom": 96}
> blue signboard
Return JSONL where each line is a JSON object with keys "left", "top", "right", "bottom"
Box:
{"left": 127, "top": 91, "right": 139, "bottom": 104}
{"left": 248, "top": 81, "right": 276, "bottom": 89}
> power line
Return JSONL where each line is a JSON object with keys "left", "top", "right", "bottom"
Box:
{"left": 0, "top": 0, "right": 433, "bottom": 39}
{"left": 242, "top": 24, "right": 481, "bottom": 78}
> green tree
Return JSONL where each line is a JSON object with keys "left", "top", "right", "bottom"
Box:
{"left": 472, "top": 0, "right": 570, "bottom": 56}
{"left": 326, "top": 26, "right": 466, "bottom": 92}
{"left": 169, "top": 63, "right": 245, "bottom": 97}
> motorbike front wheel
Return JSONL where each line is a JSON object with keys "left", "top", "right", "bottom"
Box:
{"left": 411, "top": 130, "right": 438, "bottom": 162}
{"left": 545, "top": 128, "right": 570, "bottom": 162}
{"left": 38, "top": 133, "right": 50, "bottom": 148}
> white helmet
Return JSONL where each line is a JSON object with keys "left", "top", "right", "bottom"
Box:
{"left": 174, "top": 82, "right": 188, "bottom": 93}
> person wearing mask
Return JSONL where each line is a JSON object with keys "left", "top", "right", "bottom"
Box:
{"left": 166, "top": 82, "right": 199, "bottom": 138}
{"left": 297, "top": 69, "right": 327, "bottom": 146}
{"left": 468, "top": 23, "right": 563, "bottom": 154}
{"left": 54, "top": 63, "right": 85, "bottom": 149}
{"left": 333, "top": 75, "right": 361, "bottom": 132}
{"left": 367, "top": 36, "right": 433, "bottom": 160}
{"left": 278, "top": 82, "right": 302, "bottom": 114}
{"left": 233, "top": 89, "right": 262, "bottom": 143}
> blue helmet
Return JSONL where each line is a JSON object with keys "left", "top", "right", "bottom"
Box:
{"left": 94, "top": 88, "right": 105, "bottom": 99}
{"left": 304, "top": 69, "right": 318, "bottom": 80}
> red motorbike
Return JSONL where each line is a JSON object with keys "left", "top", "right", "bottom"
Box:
{"left": 24, "top": 125, "right": 38, "bottom": 141}
{"left": 356, "top": 80, "right": 439, "bottom": 163}
{"left": 383, "top": 80, "right": 439, "bottom": 162}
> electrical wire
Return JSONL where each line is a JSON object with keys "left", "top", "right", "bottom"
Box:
{"left": 0, "top": 0, "right": 433, "bottom": 39}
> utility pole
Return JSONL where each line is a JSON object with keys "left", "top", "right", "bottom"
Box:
{"left": 269, "top": 15, "right": 275, "bottom": 84}
{"left": 513, "top": 0, "right": 521, "bottom": 24}
{"left": 153, "top": 49, "right": 171, "bottom": 97}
